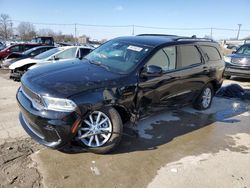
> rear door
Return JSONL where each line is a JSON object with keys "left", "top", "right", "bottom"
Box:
{"left": 173, "top": 44, "right": 207, "bottom": 103}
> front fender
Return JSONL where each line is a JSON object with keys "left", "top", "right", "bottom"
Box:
{"left": 71, "top": 88, "right": 117, "bottom": 116}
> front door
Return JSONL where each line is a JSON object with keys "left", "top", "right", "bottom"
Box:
{"left": 137, "top": 46, "right": 181, "bottom": 116}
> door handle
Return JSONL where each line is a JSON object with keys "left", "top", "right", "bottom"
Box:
{"left": 203, "top": 66, "right": 209, "bottom": 73}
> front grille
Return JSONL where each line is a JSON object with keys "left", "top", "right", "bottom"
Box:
{"left": 22, "top": 113, "right": 45, "bottom": 139}
{"left": 231, "top": 58, "right": 250, "bottom": 66}
{"left": 22, "top": 114, "right": 61, "bottom": 143}
{"left": 21, "top": 83, "right": 44, "bottom": 109}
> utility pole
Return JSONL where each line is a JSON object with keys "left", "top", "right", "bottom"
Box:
{"left": 210, "top": 27, "right": 213, "bottom": 39}
{"left": 236, "top": 24, "right": 242, "bottom": 40}
{"left": 74, "top": 23, "right": 77, "bottom": 44}
{"left": 132, "top": 25, "right": 135, "bottom": 35}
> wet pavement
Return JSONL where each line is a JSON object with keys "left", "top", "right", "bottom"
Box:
{"left": 0, "top": 70, "right": 250, "bottom": 188}
{"left": 33, "top": 97, "right": 250, "bottom": 188}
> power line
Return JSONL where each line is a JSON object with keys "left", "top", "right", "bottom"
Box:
{"left": 8, "top": 19, "right": 250, "bottom": 39}
{"left": 10, "top": 20, "right": 250, "bottom": 31}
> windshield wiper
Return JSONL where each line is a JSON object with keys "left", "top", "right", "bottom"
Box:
{"left": 88, "top": 59, "right": 110, "bottom": 71}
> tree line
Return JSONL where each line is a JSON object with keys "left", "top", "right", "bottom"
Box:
{"left": 0, "top": 14, "right": 77, "bottom": 42}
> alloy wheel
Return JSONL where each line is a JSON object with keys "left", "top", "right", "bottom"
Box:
{"left": 78, "top": 111, "right": 112, "bottom": 147}
{"left": 202, "top": 88, "right": 212, "bottom": 108}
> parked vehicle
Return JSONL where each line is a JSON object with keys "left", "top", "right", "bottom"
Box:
{"left": 16, "top": 35, "right": 225, "bottom": 154}
{"left": 10, "top": 46, "right": 94, "bottom": 81}
{"left": 0, "top": 43, "right": 44, "bottom": 59}
{"left": 0, "top": 41, "right": 5, "bottom": 51}
{"left": 31, "top": 36, "right": 54, "bottom": 46}
{"left": 224, "top": 44, "right": 250, "bottom": 79}
{"left": 1, "top": 46, "right": 56, "bottom": 69}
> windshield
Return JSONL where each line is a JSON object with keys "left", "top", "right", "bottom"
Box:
{"left": 34, "top": 48, "right": 60, "bottom": 59}
{"left": 85, "top": 40, "right": 151, "bottom": 74}
{"left": 236, "top": 45, "right": 250, "bottom": 55}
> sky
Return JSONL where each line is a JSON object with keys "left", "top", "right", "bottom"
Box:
{"left": 0, "top": 0, "right": 250, "bottom": 40}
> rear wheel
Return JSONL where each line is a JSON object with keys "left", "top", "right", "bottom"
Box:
{"left": 77, "top": 107, "right": 123, "bottom": 154}
{"left": 194, "top": 83, "right": 214, "bottom": 110}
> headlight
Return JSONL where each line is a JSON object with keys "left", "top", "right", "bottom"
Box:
{"left": 224, "top": 56, "right": 231, "bottom": 63}
{"left": 42, "top": 96, "right": 77, "bottom": 112}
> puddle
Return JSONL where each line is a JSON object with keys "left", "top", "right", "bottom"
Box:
{"left": 31, "top": 97, "right": 250, "bottom": 188}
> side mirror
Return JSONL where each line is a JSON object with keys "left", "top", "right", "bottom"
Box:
{"left": 141, "top": 65, "right": 163, "bottom": 77}
{"left": 53, "top": 56, "right": 60, "bottom": 61}
{"left": 6, "top": 49, "right": 10, "bottom": 53}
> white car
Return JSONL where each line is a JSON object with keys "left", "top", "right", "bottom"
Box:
{"left": 9, "top": 46, "right": 94, "bottom": 81}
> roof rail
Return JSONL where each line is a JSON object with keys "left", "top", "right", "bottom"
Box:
{"left": 175, "top": 35, "right": 214, "bottom": 42}
{"left": 137, "top": 34, "right": 178, "bottom": 37}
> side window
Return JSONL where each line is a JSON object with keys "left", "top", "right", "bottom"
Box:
{"left": 180, "top": 45, "right": 202, "bottom": 67}
{"left": 10, "top": 45, "right": 21, "bottom": 52}
{"left": 80, "top": 48, "right": 92, "bottom": 57}
{"left": 55, "top": 47, "right": 77, "bottom": 59}
{"left": 200, "top": 46, "right": 221, "bottom": 61}
{"left": 30, "top": 49, "right": 43, "bottom": 56}
{"left": 147, "top": 46, "right": 176, "bottom": 71}
{"left": 23, "top": 45, "right": 35, "bottom": 51}
{"left": 163, "top": 47, "right": 176, "bottom": 71}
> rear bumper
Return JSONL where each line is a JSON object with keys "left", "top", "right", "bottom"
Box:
{"left": 16, "top": 87, "right": 80, "bottom": 149}
{"left": 224, "top": 63, "right": 250, "bottom": 78}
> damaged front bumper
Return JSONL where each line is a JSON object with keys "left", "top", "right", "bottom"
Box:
{"left": 9, "top": 69, "right": 24, "bottom": 81}
{"left": 16, "top": 87, "right": 81, "bottom": 149}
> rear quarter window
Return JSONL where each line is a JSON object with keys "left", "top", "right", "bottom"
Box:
{"left": 200, "top": 46, "right": 221, "bottom": 61}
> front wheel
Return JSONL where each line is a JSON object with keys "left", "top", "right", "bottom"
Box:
{"left": 194, "top": 83, "right": 214, "bottom": 110}
{"left": 77, "top": 107, "right": 123, "bottom": 154}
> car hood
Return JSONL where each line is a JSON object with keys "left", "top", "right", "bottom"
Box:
{"left": 9, "top": 58, "right": 42, "bottom": 70}
{"left": 228, "top": 53, "right": 250, "bottom": 65}
{"left": 21, "top": 59, "right": 126, "bottom": 98}
{"left": 228, "top": 53, "right": 250, "bottom": 58}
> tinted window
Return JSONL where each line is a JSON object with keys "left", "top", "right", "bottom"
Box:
{"left": 147, "top": 46, "right": 176, "bottom": 71}
{"left": 23, "top": 45, "right": 35, "bottom": 51}
{"left": 30, "top": 48, "right": 44, "bottom": 57}
{"left": 34, "top": 48, "right": 61, "bottom": 59}
{"left": 10, "top": 45, "right": 21, "bottom": 52}
{"left": 80, "top": 48, "right": 92, "bottom": 57}
{"left": 200, "top": 46, "right": 221, "bottom": 61}
{"left": 180, "top": 45, "right": 201, "bottom": 67}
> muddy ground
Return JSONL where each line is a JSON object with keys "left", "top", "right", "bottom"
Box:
{"left": 0, "top": 69, "right": 250, "bottom": 188}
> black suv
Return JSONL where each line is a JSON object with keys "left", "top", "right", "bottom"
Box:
{"left": 16, "top": 35, "right": 225, "bottom": 153}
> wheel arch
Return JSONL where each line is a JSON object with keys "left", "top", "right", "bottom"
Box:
{"left": 209, "top": 79, "right": 221, "bottom": 93}
{"left": 112, "top": 105, "right": 131, "bottom": 124}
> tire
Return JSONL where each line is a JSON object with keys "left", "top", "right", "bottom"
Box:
{"left": 77, "top": 107, "right": 123, "bottom": 154}
{"left": 194, "top": 83, "right": 214, "bottom": 110}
